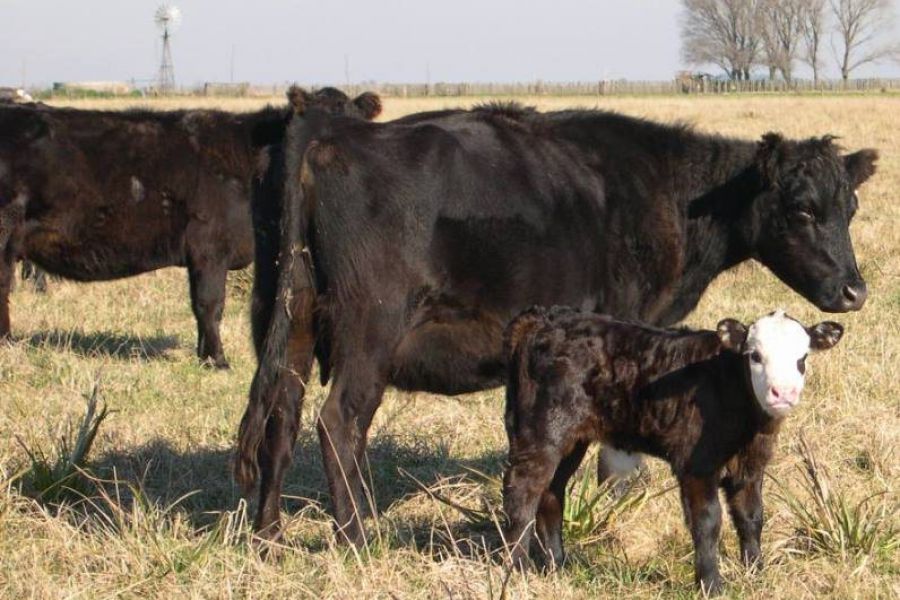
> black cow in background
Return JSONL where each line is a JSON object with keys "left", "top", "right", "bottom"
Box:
{"left": 237, "top": 102, "right": 877, "bottom": 544}
{"left": 0, "top": 88, "right": 381, "bottom": 367}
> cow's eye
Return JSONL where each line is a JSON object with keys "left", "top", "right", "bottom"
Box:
{"left": 797, "top": 354, "right": 807, "bottom": 375}
{"left": 791, "top": 209, "right": 815, "bottom": 224}
{"left": 749, "top": 351, "right": 762, "bottom": 364}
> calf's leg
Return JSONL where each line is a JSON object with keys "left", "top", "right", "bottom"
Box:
{"left": 723, "top": 476, "right": 764, "bottom": 568}
{"left": 186, "top": 257, "right": 229, "bottom": 369}
{"left": 535, "top": 441, "right": 589, "bottom": 568}
{"left": 680, "top": 474, "right": 724, "bottom": 595}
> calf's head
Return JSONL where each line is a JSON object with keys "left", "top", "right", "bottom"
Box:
{"left": 717, "top": 310, "right": 843, "bottom": 417}
{"left": 752, "top": 134, "right": 877, "bottom": 313}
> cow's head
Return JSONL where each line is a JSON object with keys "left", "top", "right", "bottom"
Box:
{"left": 751, "top": 133, "right": 877, "bottom": 312}
{"left": 287, "top": 86, "right": 382, "bottom": 121}
{"left": 717, "top": 310, "right": 843, "bottom": 417}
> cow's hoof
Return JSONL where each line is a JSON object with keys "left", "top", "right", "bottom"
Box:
{"left": 200, "top": 355, "right": 230, "bottom": 370}
{"left": 250, "top": 531, "right": 284, "bottom": 560}
{"left": 699, "top": 575, "right": 724, "bottom": 596}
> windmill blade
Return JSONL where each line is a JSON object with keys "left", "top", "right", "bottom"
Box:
{"left": 154, "top": 4, "right": 182, "bottom": 31}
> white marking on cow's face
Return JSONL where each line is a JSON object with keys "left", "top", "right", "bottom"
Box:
{"left": 745, "top": 310, "right": 810, "bottom": 417}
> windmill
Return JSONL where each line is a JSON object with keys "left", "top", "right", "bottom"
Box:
{"left": 155, "top": 4, "right": 181, "bottom": 93}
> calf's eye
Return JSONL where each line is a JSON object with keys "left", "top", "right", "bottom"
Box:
{"left": 797, "top": 354, "right": 807, "bottom": 375}
{"left": 750, "top": 351, "right": 762, "bottom": 364}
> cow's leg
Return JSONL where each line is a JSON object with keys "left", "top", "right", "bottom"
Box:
{"left": 679, "top": 474, "right": 724, "bottom": 595}
{"left": 21, "top": 260, "right": 48, "bottom": 294}
{"left": 317, "top": 328, "right": 396, "bottom": 546}
{"left": 186, "top": 257, "right": 229, "bottom": 369}
{"left": 535, "top": 440, "right": 589, "bottom": 568}
{"left": 503, "top": 445, "right": 562, "bottom": 569}
{"left": 0, "top": 249, "right": 13, "bottom": 338}
{"left": 723, "top": 475, "right": 764, "bottom": 569}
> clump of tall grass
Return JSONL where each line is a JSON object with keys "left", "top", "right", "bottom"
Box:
{"left": 14, "top": 378, "right": 110, "bottom": 504}
{"left": 563, "top": 459, "right": 649, "bottom": 547}
{"left": 777, "top": 437, "right": 899, "bottom": 562}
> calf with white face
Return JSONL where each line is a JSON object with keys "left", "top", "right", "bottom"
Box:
{"left": 502, "top": 307, "right": 844, "bottom": 593}
{"left": 738, "top": 310, "right": 842, "bottom": 416}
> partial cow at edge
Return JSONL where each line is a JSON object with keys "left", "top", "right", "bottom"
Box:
{"left": 0, "top": 87, "right": 381, "bottom": 368}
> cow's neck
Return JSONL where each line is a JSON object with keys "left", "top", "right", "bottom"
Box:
{"left": 655, "top": 140, "right": 761, "bottom": 326}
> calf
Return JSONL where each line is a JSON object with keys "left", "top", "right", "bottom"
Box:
{"left": 502, "top": 306, "right": 843, "bottom": 593}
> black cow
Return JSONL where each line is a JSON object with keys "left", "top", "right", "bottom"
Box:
{"left": 0, "top": 88, "right": 381, "bottom": 367}
{"left": 236, "top": 103, "right": 877, "bottom": 543}
{"left": 502, "top": 306, "right": 843, "bottom": 593}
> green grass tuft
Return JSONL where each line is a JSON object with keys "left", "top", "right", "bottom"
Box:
{"left": 776, "top": 437, "right": 899, "bottom": 562}
{"left": 14, "top": 376, "right": 110, "bottom": 504}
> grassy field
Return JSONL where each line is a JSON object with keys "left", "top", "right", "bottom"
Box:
{"left": 1, "top": 94, "right": 897, "bottom": 598}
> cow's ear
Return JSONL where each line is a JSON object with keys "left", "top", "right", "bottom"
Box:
{"left": 844, "top": 149, "right": 878, "bottom": 189}
{"left": 807, "top": 321, "right": 844, "bottom": 352}
{"left": 286, "top": 85, "right": 312, "bottom": 115}
{"left": 353, "top": 92, "right": 382, "bottom": 120}
{"left": 756, "top": 132, "right": 784, "bottom": 187}
{"left": 716, "top": 318, "right": 748, "bottom": 352}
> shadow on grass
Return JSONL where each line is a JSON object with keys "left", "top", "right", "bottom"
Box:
{"left": 23, "top": 329, "right": 180, "bottom": 361}
{"left": 91, "top": 430, "right": 506, "bottom": 534}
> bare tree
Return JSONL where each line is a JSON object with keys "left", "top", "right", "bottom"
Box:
{"left": 799, "top": 0, "right": 829, "bottom": 84}
{"left": 681, "top": 0, "right": 764, "bottom": 80}
{"left": 830, "top": 0, "right": 900, "bottom": 80}
{"left": 759, "top": 0, "right": 806, "bottom": 82}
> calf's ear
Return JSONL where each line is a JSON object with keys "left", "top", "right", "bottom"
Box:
{"left": 716, "top": 318, "right": 748, "bottom": 352}
{"left": 353, "top": 92, "right": 382, "bottom": 121}
{"left": 844, "top": 149, "right": 878, "bottom": 189}
{"left": 807, "top": 321, "right": 844, "bottom": 351}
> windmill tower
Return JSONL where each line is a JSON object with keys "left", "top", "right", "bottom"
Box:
{"left": 155, "top": 4, "right": 181, "bottom": 93}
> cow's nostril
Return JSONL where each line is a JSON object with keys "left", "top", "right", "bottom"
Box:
{"left": 771, "top": 388, "right": 781, "bottom": 399}
{"left": 841, "top": 283, "right": 868, "bottom": 309}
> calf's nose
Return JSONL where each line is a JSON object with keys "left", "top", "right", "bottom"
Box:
{"left": 770, "top": 386, "right": 799, "bottom": 406}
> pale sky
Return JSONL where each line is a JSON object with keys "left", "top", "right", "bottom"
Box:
{"left": 2, "top": 0, "right": 898, "bottom": 88}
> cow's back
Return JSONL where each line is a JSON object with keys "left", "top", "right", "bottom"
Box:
{"left": 298, "top": 108, "right": 693, "bottom": 394}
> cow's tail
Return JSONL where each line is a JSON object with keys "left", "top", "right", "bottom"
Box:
{"left": 235, "top": 111, "right": 322, "bottom": 495}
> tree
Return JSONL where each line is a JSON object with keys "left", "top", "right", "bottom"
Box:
{"left": 799, "top": 0, "right": 829, "bottom": 85}
{"left": 759, "top": 0, "right": 806, "bottom": 82}
{"left": 830, "top": 0, "right": 900, "bottom": 80}
{"left": 681, "top": 0, "right": 765, "bottom": 80}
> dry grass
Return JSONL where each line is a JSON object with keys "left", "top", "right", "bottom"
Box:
{"left": 2, "top": 95, "right": 897, "bottom": 598}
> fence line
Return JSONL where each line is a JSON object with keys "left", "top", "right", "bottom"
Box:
{"left": 40, "top": 78, "right": 900, "bottom": 100}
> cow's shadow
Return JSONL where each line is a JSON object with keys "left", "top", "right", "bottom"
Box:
{"left": 24, "top": 329, "right": 179, "bottom": 361}
{"left": 92, "top": 429, "right": 506, "bottom": 541}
